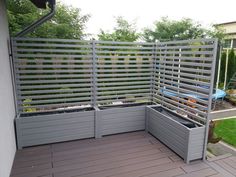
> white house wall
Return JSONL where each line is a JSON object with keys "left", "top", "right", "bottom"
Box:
{"left": 0, "top": 0, "right": 16, "bottom": 176}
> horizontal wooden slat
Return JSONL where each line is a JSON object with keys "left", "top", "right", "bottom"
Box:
{"left": 19, "top": 92, "right": 91, "bottom": 100}
{"left": 97, "top": 55, "right": 153, "bottom": 59}
{"left": 18, "top": 83, "right": 92, "bottom": 89}
{"left": 97, "top": 89, "right": 150, "bottom": 95}
{"left": 98, "top": 93, "right": 150, "bottom": 100}
{"left": 18, "top": 101, "right": 92, "bottom": 111}
{"left": 97, "top": 68, "right": 151, "bottom": 72}
{"left": 155, "top": 91, "right": 207, "bottom": 115}
{"left": 95, "top": 45, "right": 153, "bottom": 50}
{"left": 157, "top": 55, "right": 214, "bottom": 61}
{"left": 97, "top": 81, "right": 150, "bottom": 86}
{"left": 158, "top": 60, "right": 212, "bottom": 67}
{"left": 95, "top": 40, "right": 155, "bottom": 45}
{"left": 96, "top": 60, "right": 152, "bottom": 64}
{"left": 157, "top": 78, "right": 210, "bottom": 94}
{"left": 156, "top": 51, "right": 213, "bottom": 55}
{"left": 16, "top": 79, "right": 92, "bottom": 84}
{"left": 96, "top": 64, "right": 152, "bottom": 68}
{"left": 14, "top": 48, "right": 92, "bottom": 53}
{"left": 16, "top": 74, "right": 92, "bottom": 79}
{"left": 155, "top": 73, "right": 210, "bottom": 87}
{"left": 95, "top": 50, "right": 153, "bottom": 54}
{"left": 15, "top": 69, "right": 92, "bottom": 74}
{"left": 157, "top": 44, "right": 214, "bottom": 50}
{"left": 97, "top": 73, "right": 151, "bottom": 77}
{"left": 18, "top": 88, "right": 92, "bottom": 95}
{"left": 97, "top": 77, "right": 151, "bottom": 82}
{"left": 156, "top": 38, "right": 215, "bottom": 45}
{"left": 15, "top": 54, "right": 93, "bottom": 58}
{"left": 13, "top": 37, "right": 90, "bottom": 43}
{"left": 156, "top": 64, "right": 212, "bottom": 74}
{"left": 97, "top": 96, "right": 151, "bottom": 104}
{"left": 14, "top": 59, "right": 92, "bottom": 64}
{"left": 13, "top": 43, "right": 92, "bottom": 48}
{"left": 97, "top": 85, "right": 150, "bottom": 91}
{"left": 154, "top": 82, "right": 209, "bottom": 99}
{"left": 15, "top": 64, "right": 92, "bottom": 69}
{"left": 155, "top": 71, "right": 211, "bottom": 81}
{"left": 18, "top": 96, "right": 91, "bottom": 105}
{"left": 154, "top": 87, "right": 207, "bottom": 109}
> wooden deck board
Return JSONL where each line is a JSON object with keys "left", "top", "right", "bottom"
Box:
{"left": 53, "top": 146, "right": 162, "bottom": 168}
{"left": 10, "top": 131, "right": 236, "bottom": 177}
{"left": 175, "top": 168, "right": 218, "bottom": 177}
{"left": 110, "top": 161, "right": 185, "bottom": 177}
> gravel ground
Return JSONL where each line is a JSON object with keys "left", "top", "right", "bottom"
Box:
{"left": 213, "top": 100, "right": 235, "bottom": 111}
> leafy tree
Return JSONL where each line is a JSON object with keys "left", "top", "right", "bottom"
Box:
{"left": 227, "top": 49, "right": 236, "bottom": 83}
{"left": 207, "top": 26, "right": 225, "bottom": 42}
{"left": 219, "top": 52, "right": 226, "bottom": 84}
{"left": 7, "top": 0, "right": 90, "bottom": 39}
{"left": 142, "top": 17, "right": 223, "bottom": 42}
{"left": 219, "top": 49, "right": 236, "bottom": 86}
{"left": 98, "top": 17, "right": 139, "bottom": 42}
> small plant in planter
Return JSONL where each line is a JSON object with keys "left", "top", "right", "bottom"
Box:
{"left": 23, "top": 99, "right": 37, "bottom": 113}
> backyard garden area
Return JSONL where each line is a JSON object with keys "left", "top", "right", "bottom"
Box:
{"left": 215, "top": 48, "right": 236, "bottom": 109}
{"left": 209, "top": 48, "right": 236, "bottom": 150}
{"left": 2, "top": 1, "right": 236, "bottom": 177}
{"left": 214, "top": 118, "right": 236, "bottom": 147}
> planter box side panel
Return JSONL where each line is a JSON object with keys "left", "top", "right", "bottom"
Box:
{"left": 187, "top": 127, "right": 205, "bottom": 161}
{"left": 17, "top": 111, "right": 95, "bottom": 148}
{"left": 100, "top": 106, "right": 146, "bottom": 136}
{"left": 148, "top": 108, "right": 189, "bottom": 159}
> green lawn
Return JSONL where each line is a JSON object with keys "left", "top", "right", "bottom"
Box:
{"left": 214, "top": 118, "right": 236, "bottom": 147}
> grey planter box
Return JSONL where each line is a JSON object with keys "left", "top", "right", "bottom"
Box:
{"left": 15, "top": 108, "right": 95, "bottom": 149}
{"left": 146, "top": 106, "right": 205, "bottom": 163}
{"left": 95, "top": 104, "right": 146, "bottom": 138}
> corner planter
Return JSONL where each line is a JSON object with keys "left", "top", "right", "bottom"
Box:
{"left": 95, "top": 103, "right": 147, "bottom": 138}
{"left": 146, "top": 105, "right": 205, "bottom": 163}
{"left": 15, "top": 108, "right": 95, "bottom": 149}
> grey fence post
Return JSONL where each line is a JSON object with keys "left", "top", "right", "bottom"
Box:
{"left": 92, "top": 40, "right": 97, "bottom": 107}
{"left": 145, "top": 106, "right": 150, "bottom": 132}
{"left": 150, "top": 43, "right": 156, "bottom": 103}
{"left": 94, "top": 106, "right": 102, "bottom": 138}
{"left": 203, "top": 39, "right": 218, "bottom": 161}
{"left": 92, "top": 41, "right": 102, "bottom": 138}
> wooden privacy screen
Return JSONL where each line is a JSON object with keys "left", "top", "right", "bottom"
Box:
{"left": 12, "top": 38, "right": 218, "bottom": 123}
{"left": 95, "top": 41, "right": 154, "bottom": 105}
{"left": 12, "top": 38, "right": 94, "bottom": 113}
{"left": 153, "top": 39, "right": 217, "bottom": 123}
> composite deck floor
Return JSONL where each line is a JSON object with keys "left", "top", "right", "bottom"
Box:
{"left": 11, "top": 131, "right": 236, "bottom": 177}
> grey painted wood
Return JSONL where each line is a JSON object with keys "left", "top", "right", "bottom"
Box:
{"left": 16, "top": 110, "right": 95, "bottom": 148}
{"left": 97, "top": 105, "right": 146, "bottom": 136}
{"left": 95, "top": 107, "right": 102, "bottom": 138}
{"left": 146, "top": 106, "right": 205, "bottom": 163}
{"left": 12, "top": 37, "right": 217, "bottom": 152}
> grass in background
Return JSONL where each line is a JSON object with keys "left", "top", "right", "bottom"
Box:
{"left": 214, "top": 118, "right": 236, "bottom": 147}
